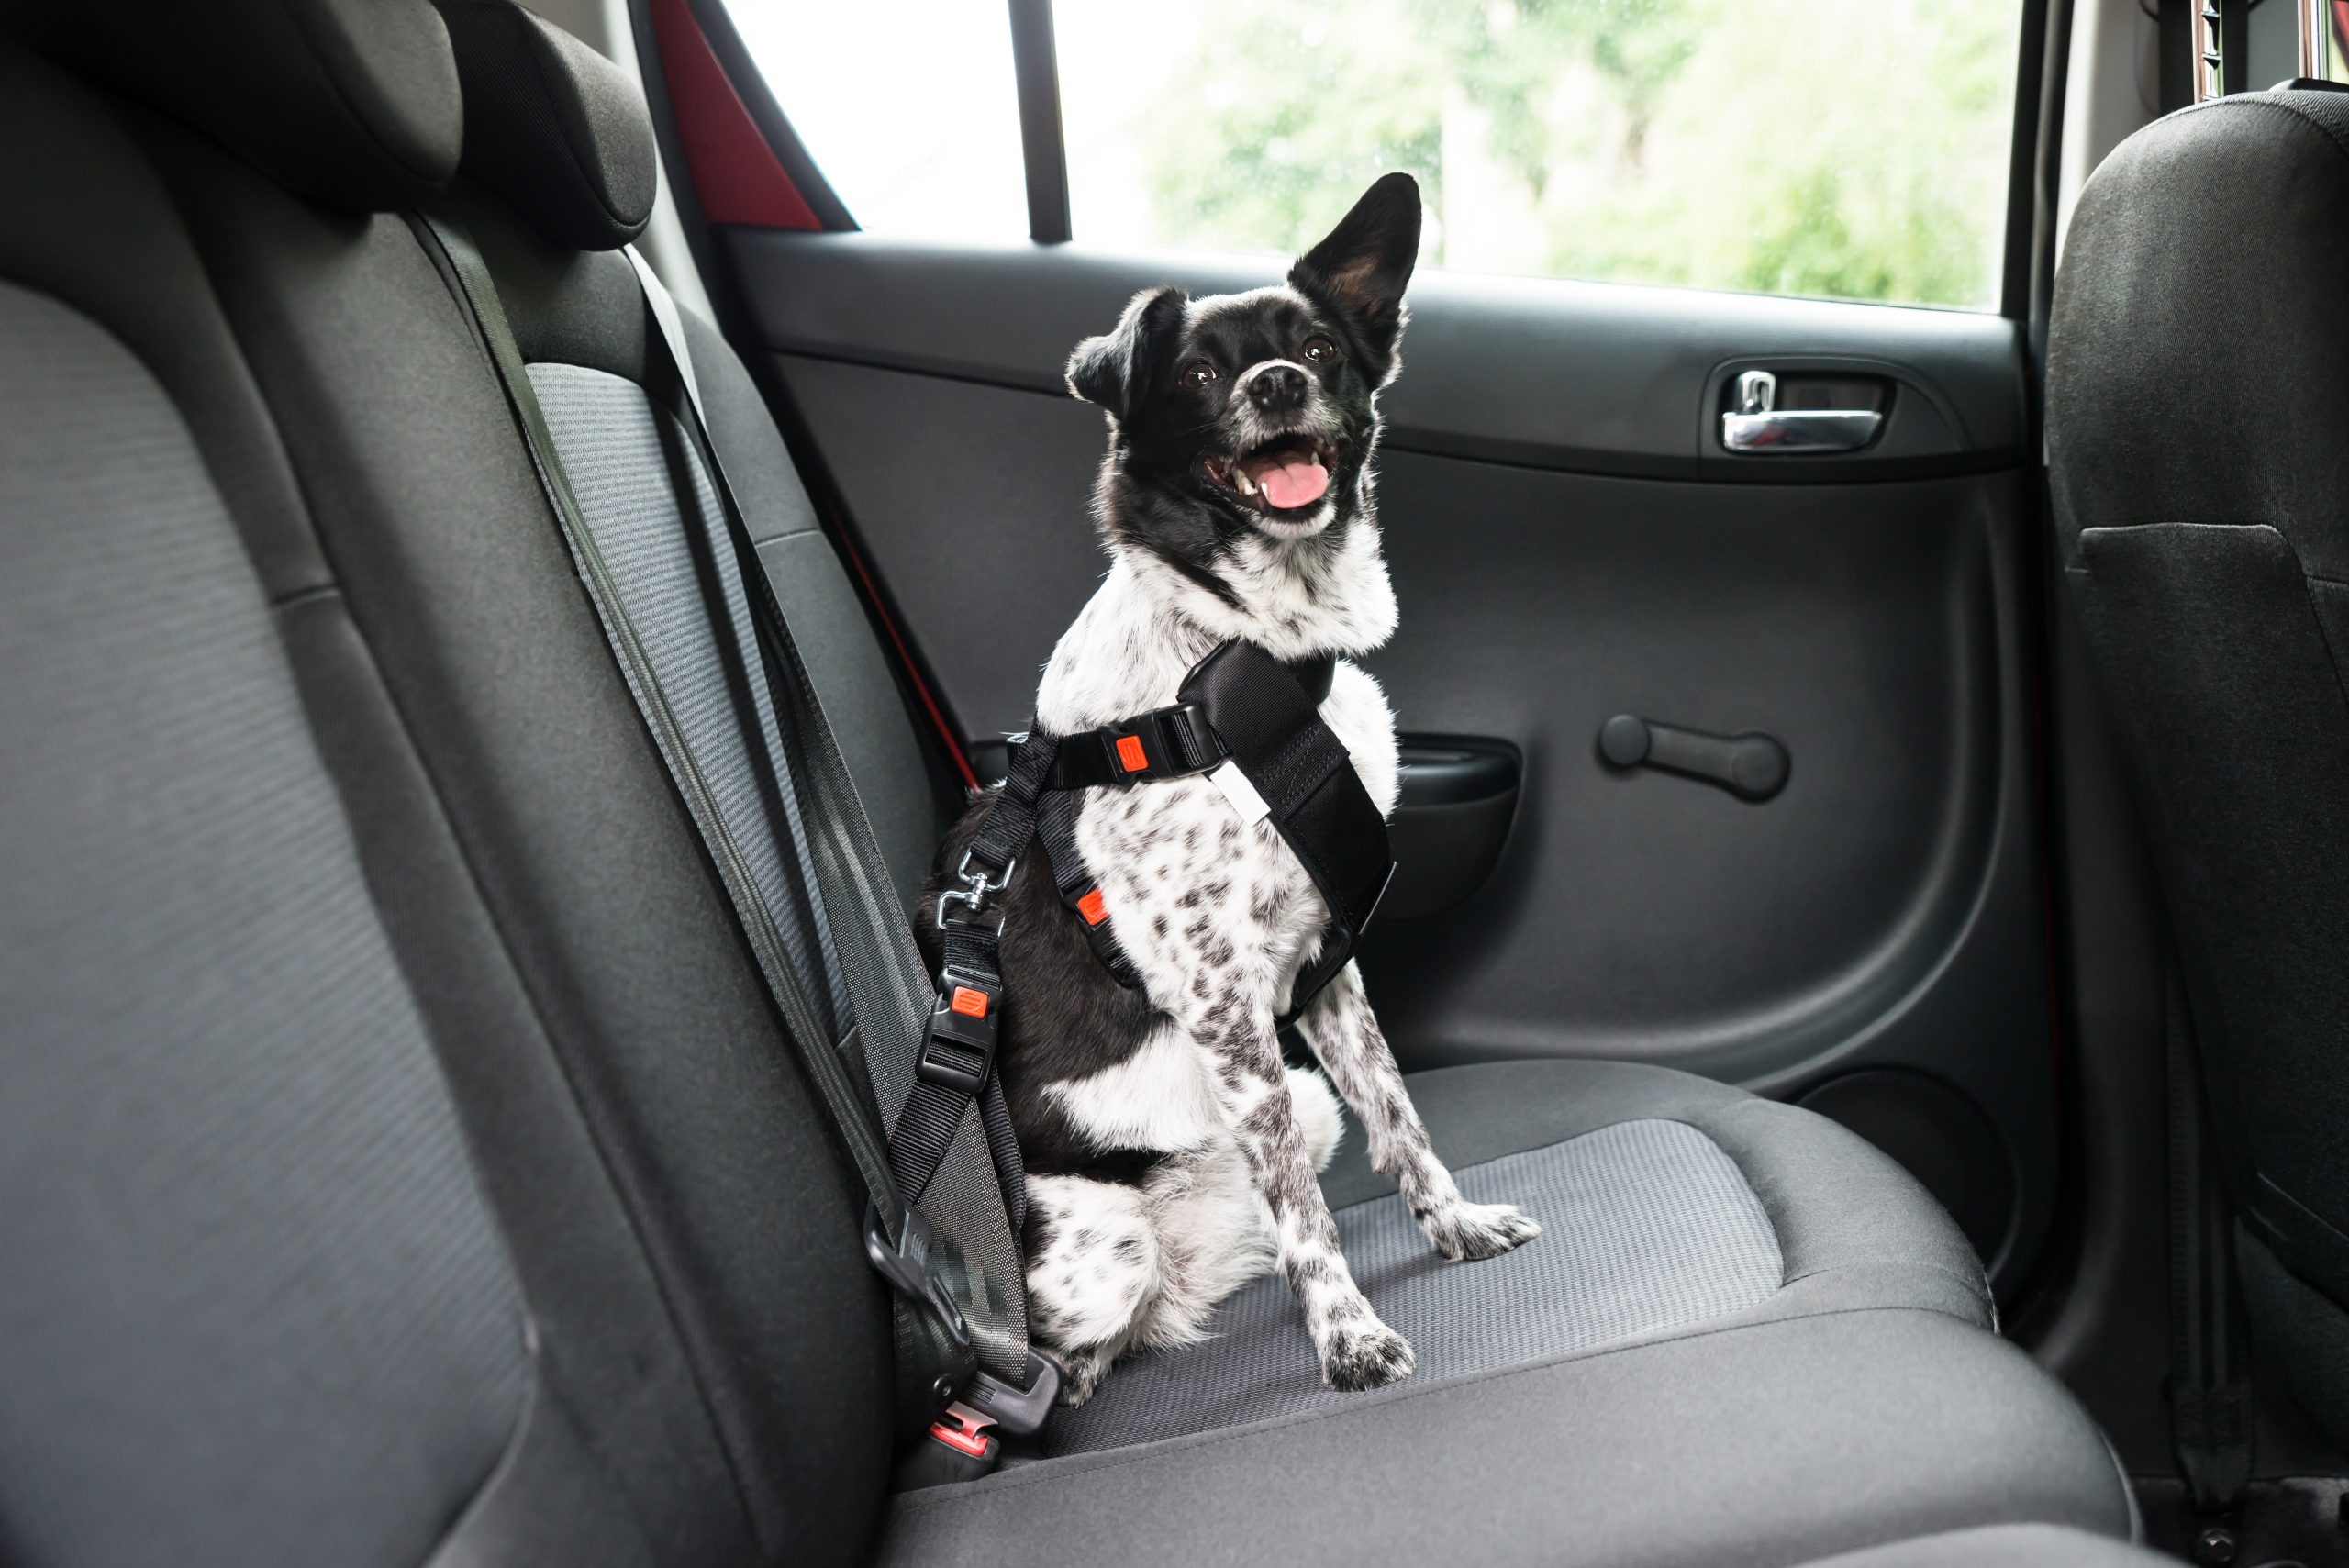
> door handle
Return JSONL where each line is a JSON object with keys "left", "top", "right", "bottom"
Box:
{"left": 1598, "top": 713, "right": 1789, "bottom": 802}
{"left": 1720, "top": 370, "right": 1882, "bottom": 455}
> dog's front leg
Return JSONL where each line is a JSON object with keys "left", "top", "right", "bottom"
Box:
{"left": 1296, "top": 962, "right": 1542, "bottom": 1262}
{"left": 1187, "top": 988, "right": 1415, "bottom": 1391}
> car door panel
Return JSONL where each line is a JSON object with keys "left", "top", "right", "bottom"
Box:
{"left": 735, "top": 229, "right": 2051, "bottom": 1294}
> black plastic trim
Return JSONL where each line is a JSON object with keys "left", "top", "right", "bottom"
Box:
{"left": 2002, "top": 0, "right": 2055, "bottom": 317}
{"left": 1006, "top": 0, "right": 1072, "bottom": 243}
{"left": 1386, "top": 738, "right": 1520, "bottom": 922}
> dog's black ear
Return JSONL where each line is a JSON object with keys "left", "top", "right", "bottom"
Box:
{"left": 1289, "top": 172, "right": 1421, "bottom": 359}
{"left": 1066, "top": 285, "right": 1188, "bottom": 420}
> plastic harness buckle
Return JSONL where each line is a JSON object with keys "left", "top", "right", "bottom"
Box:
{"left": 917, "top": 967, "right": 999, "bottom": 1096}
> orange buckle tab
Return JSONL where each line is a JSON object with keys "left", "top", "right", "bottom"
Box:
{"left": 949, "top": 985, "right": 990, "bottom": 1019}
{"left": 1115, "top": 733, "right": 1149, "bottom": 773}
{"left": 1077, "top": 887, "right": 1108, "bottom": 927}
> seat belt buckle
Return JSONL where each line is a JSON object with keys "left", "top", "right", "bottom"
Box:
{"left": 889, "top": 1399, "right": 1002, "bottom": 1487}
{"left": 962, "top": 1348, "right": 1062, "bottom": 1438}
{"left": 918, "top": 967, "right": 1000, "bottom": 1094}
{"left": 889, "top": 1399, "right": 1003, "bottom": 1488}
{"left": 928, "top": 1401, "right": 998, "bottom": 1459}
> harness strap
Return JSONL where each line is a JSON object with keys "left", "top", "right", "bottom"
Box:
{"left": 1045, "top": 702, "right": 1223, "bottom": 788}
{"left": 945, "top": 643, "right": 1392, "bottom": 1050}
{"left": 888, "top": 906, "right": 1022, "bottom": 1216}
{"left": 1036, "top": 789, "right": 1142, "bottom": 985}
{"left": 1181, "top": 642, "right": 1396, "bottom": 1007}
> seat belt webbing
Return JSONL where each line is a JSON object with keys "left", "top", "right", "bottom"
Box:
{"left": 620, "top": 247, "right": 1030, "bottom": 1388}
{"left": 2165, "top": 951, "right": 2253, "bottom": 1518}
{"left": 412, "top": 217, "right": 1025, "bottom": 1416}
{"left": 412, "top": 216, "right": 900, "bottom": 1215}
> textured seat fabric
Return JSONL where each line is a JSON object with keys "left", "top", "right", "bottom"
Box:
{"left": 1038, "top": 1051, "right": 2010, "bottom": 1473}
{"left": 2048, "top": 86, "right": 2349, "bottom": 1451}
{"left": 0, "top": 4, "right": 2141, "bottom": 1566}
{"left": 1052, "top": 1118, "right": 1780, "bottom": 1452}
{"left": 880, "top": 1310, "right": 2129, "bottom": 1568}
{"left": 0, "top": 44, "right": 531, "bottom": 1568}
{"left": 1053, "top": 1057, "right": 1998, "bottom": 1456}
{"left": 528, "top": 359, "right": 849, "bottom": 1040}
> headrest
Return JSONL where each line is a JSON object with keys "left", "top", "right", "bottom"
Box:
{"left": 2050, "top": 88, "right": 2349, "bottom": 580}
{"left": 20, "top": 0, "right": 462, "bottom": 210}
{"left": 434, "top": 0, "right": 658, "bottom": 251}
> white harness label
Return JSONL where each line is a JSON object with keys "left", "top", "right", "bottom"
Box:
{"left": 1208, "top": 760, "right": 1272, "bottom": 825}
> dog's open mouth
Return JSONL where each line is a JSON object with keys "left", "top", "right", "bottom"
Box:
{"left": 1204, "top": 436, "right": 1338, "bottom": 515}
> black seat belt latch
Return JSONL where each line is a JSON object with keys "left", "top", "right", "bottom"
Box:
{"left": 962, "top": 1348, "right": 1062, "bottom": 1437}
{"left": 862, "top": 1204, "right": 970, "bottom": 1352}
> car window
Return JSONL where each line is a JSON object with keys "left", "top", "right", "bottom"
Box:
{"left": 1055, "top": 0, "right": 2025, "bottom": 310}
{"left": 728, "top": 0, "right": 1030, "bottom": 239}
{"left": 734, "top": 0, "right": 2027, "bottom": 311}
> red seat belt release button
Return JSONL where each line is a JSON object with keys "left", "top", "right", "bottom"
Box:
{"left": 929, "top": 1401, "right": 999, "bottom": 1459}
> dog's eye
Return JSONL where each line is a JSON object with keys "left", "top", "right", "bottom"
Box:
{"left": 1301, "top": 336, "right": 1340, "bottom": 364}
{"left": 1182, "top": 361, "right": 1220, "bottom": 388}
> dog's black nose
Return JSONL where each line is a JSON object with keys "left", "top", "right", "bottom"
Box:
{"left": 1247, "top": 363, "right": 1307, "bottom": 413}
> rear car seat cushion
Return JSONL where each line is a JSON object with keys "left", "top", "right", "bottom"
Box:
{"left": 881, "top": 1310, "right": 2132, "bottom": 1568}
{"left": 1052, "top": 1058, "right": 1991, "bottom": 1451}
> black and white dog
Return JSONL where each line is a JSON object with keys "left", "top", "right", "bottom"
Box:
{"left": 926, "top": 173, "right": 1537, "bottom": 1406}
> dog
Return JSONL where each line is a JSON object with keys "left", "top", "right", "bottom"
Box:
{"left": 922, "top": 172, "right": 1538, "bottom": 1407}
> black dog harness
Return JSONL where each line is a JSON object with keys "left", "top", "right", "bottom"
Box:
{"left": 885, "top": 641, "right": 1396, "bottom": 1230}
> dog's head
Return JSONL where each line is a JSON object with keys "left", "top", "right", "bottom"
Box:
{"left": 1066, "top": 172, "right": 1420, "bottom": 566}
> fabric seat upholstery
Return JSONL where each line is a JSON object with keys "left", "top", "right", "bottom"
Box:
{"left": 2048, "top": 85, "right": 2349, "bottom": 1452}
{"left": 1056, "top": 1060, "right": 1991, "bottom": 1452}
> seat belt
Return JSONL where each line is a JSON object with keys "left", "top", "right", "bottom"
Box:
{"left": 2164, "top": 951, "right": 2253, "bottom": 1540}
{"left": 614, "top": 247, "right": 1052, "bottom": 1449}
{"left": 411, "top": 215, "right": 1036, "bottom": 1450}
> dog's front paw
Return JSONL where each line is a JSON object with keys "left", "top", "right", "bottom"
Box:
{"left": 1040, "top": 1343, "right": 1110, "bottom": 1408}
{"left": 1425, "top": 1200, "right": 1542, "bottom": 1262}
{"left": 1319, "top": 1318, "right": 1416, "bottom": 1392}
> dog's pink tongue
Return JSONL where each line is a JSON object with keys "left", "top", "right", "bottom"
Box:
{"left": 1251, "top": 451, "right": 1329, "bottom": 509}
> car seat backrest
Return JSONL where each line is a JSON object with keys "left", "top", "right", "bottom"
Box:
{"left": 0, "top": 2, "right": 936, "bottom": 1562}
{"left": 2048, "top": 86, "right": 2349, "bottom": 1451}
{"left": 0, "top": 21, "right": 534, "bottom": 1568}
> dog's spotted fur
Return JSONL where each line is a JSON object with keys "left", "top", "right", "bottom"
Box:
{"left": 921, "top": 174, "right": 1536, "bottom": 1404}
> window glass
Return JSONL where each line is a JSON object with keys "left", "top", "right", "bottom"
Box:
{"left": 729, "top": 0, "right": 1030, "bottom": 239}
{"left": 1053, "top": 0, "right": 2025, "bottom": 309}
